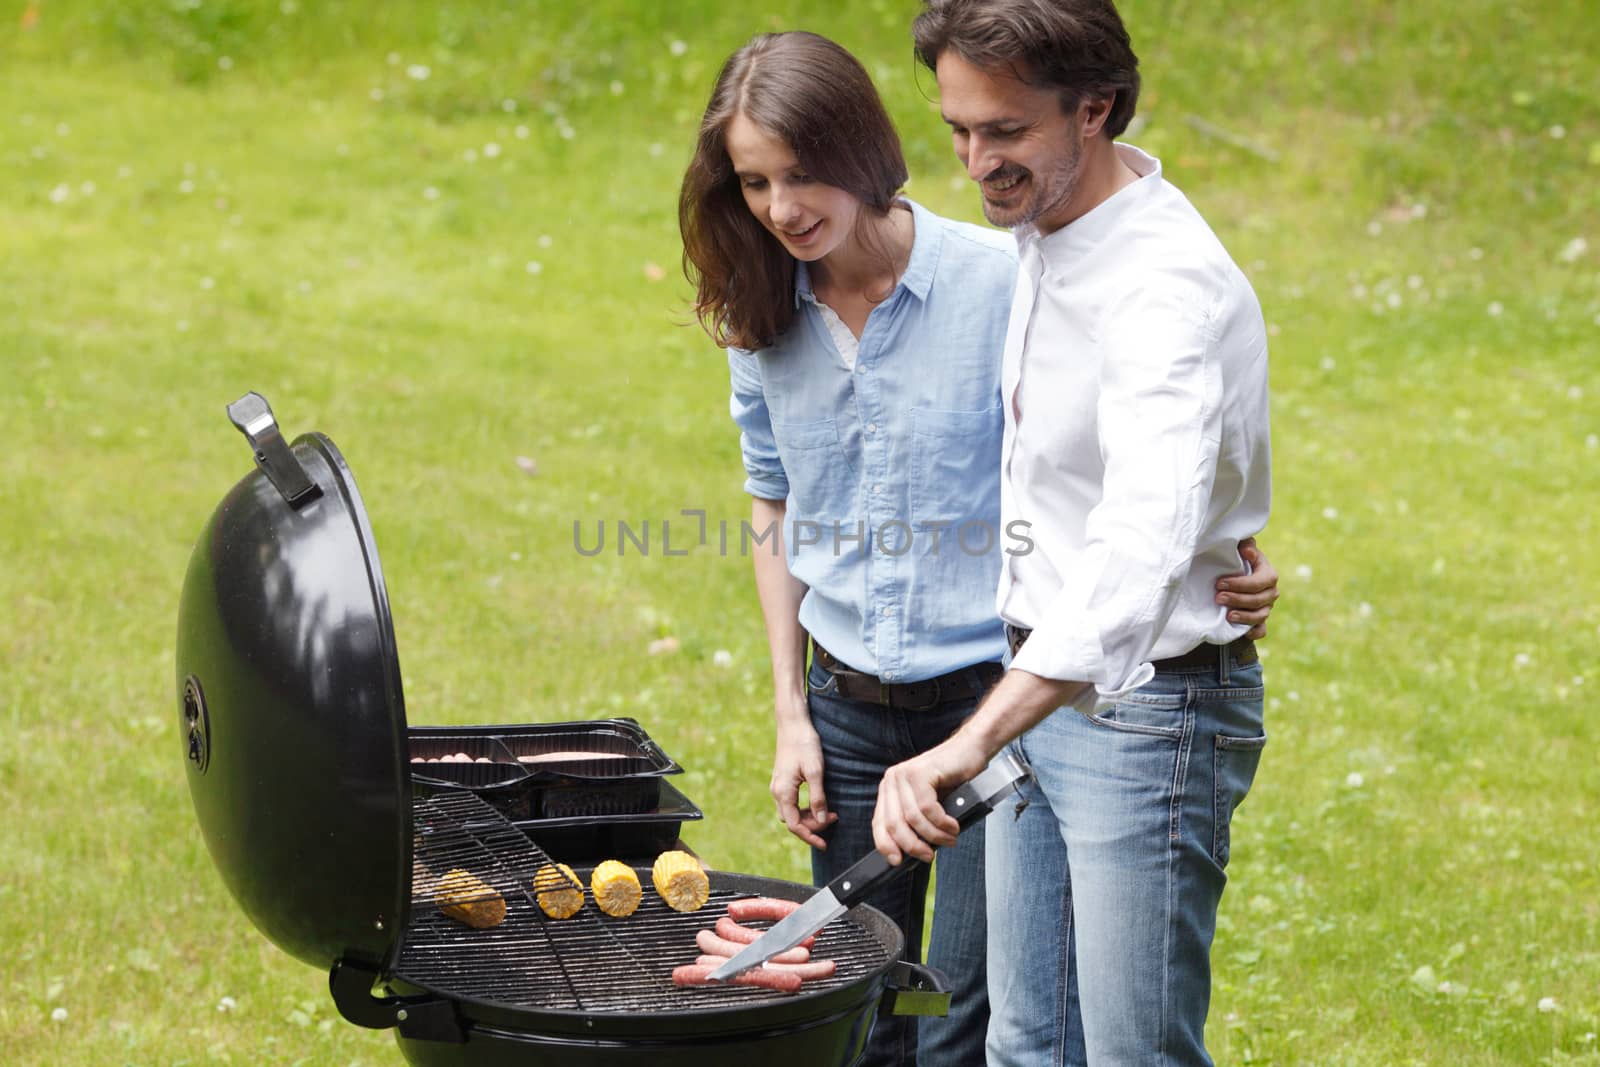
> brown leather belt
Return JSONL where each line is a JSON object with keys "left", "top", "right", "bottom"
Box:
{"left": 1006, "top": 624, "right": 1257, "bottom": 673}
{"left": 811, "top": 639, "right": 1002, "bottom": 710}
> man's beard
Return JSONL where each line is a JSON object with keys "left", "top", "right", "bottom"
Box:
{"left": 980, "top": 131, "right": 1084, "bottom": 231}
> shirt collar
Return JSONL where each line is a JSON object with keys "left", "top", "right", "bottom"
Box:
{"left": 1016, "top": 143, "right": 1162, "bottom": 263}
{"left": 792, "top": 197, "right": 936, "bottom": 309}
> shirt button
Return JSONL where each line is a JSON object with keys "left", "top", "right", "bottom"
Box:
{"left": 866, "top": 423, "right": 878, "bottom": 434}
{"left": 872, "top": 484, "right": 882, "bottom": 493}
{"left": 880, "top": 606, "right": 891, "bottom": 617}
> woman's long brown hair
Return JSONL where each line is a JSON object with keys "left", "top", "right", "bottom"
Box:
{"left": 679, "top": 32, "right": 909, "bottom": 352}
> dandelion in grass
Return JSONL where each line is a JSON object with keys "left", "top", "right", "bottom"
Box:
{"left": 1539, "top": 996, "right": 1559, "bottom": 1013}
{"left": 217, "top": 996, "right": 237, "bottom": 1012}
{"left": 1345, "top": 772, "right": 1364, "bottom": 788}
{"left": 1295, "top": 564, "right": 1312, "bottom": 580}
{"left": 483, "top": 142, "right": 501, "bottom": 159}
{"left": 669, "top": 40, "right": 688, "bottom": 57}
{"left": 407, "top": 64, "right": 431, "bottom": 81}
{"left": 51, "top": 1007, "right": 67, "bottom": 1022}
{"left": 1558, "top": 237, "right": 1588, "bottom": 263}
{"left": 1487, "top": 301, "right": 1504, "bottom": 317}
{"left": 49, "top": 183, "right": 69, "bottom": 203}
{"left": 1513, "top": 653, "right": 1531, "bottom": 669}
{"left": 1320, "top": 356, "right": 1337, "bottom": 371}
{"left": 712, "top": 650, "right": 733, "bottom": 668}
{"left": 1358, "top": 602, "right": 1373, "bottom": 618}
{"left": 1322, "top": 506, "right": 1338, "bottom": 520}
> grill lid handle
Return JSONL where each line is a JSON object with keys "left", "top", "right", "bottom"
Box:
{"left": 330, "top": 959, "right": 464, "bottom": 1043}
{"left": 226, "top": 391, "right": 322, "bottom": 508}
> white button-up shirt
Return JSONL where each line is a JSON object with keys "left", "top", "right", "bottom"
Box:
{"left": 999, "top": 144, "right": 1271, "bottom": 709}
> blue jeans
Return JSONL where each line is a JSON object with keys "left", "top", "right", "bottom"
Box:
{"left": 808, "top": 658, "right": 991, "bottom": 1067}
{"left": 985, "top": 655, "right": 1266, "bottom": 1067}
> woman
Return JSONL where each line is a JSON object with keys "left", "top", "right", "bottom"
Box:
{"left": 678, "top": 31, "right": 1276, "bottom": 1067}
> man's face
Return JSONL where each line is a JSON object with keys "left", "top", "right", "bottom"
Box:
{"left": 935, "top": 51, "right": 1085, "bottom": 233}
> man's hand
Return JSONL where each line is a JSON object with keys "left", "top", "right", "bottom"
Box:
{"left": 1215, "top": 536, "right": 1279, "bottom": 640}
{"left": 770, "top": 714, "right": 837, "bottom": 849}
{"left": 871, "top": 733, "right": 990, "bottom": 865}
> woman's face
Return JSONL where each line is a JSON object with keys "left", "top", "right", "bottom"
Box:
{"left": 724, "top": 112, "right": 862, "bottom": 263}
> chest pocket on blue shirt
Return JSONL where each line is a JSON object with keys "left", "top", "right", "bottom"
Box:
{"left": 909, "top": 406, "right": 1003, "bottom": 528}
{"left": 773, "top": 416, "right": 855, "bottom": 525}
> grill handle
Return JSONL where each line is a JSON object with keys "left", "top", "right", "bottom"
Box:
{"left": 881, "top": 960, "right": 952, "bottom": 1018}
{"left": 330, "top": 959, "right": 464, "bottom": 1043}
{"left": 226, "top": 391, "right": 322, "bottom": 508}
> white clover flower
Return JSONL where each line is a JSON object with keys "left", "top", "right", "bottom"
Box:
{"left": 525, "top": 261, "right": 542, "bottom": 275}
{"left": 179, "top": 179, "right": 195, "bottom": 194}
{"left": 463, "top": 148, "right": 478, "bottom": 162}
{"left": 1468, "top": 247, "right": 1484, "bottom": 260}
{"left": 1487, "top": 301, "right": 1503, "bottom": 317}
{"left": 407, "top": 64, "right": 431, "bottom": 81}
{"left": 1558, "top": 237, "right": 1588, "bottom": 263}
{"left": 387, "top": 52, "right": 401, "bottom": 66}
{"left": 1568, "top": 385, "right": 1584, "bottom": 400}
{"left": 483, "top": 142, "right": 501, "bottom": 159}
{"left": 1407, "top": 274, "right": 1423, "bottom": 289}
{"left": 1549, "top": 125, "right": 1566, "bottom": 139}
{"left": 49, "top": 183, "right": 70, "bottom": 203}
{"left": 218, "top": 56, "right": 234, "bottom": 71}
{"left": 1538, "top": 996, "right": 1558, "bottom": 1013}
{"left": 712, "top": 650, "right": 733, "bottom": 668}
{"left": 1346, "top": 772, "right": 1364, "bottom": 788}
{"left": 537, "top": 234, "right": 553, "bottom": 248}
{"left": 502, "top": 98, "right": 517, "bottom": 113}
{"left": 1386, "top": 292, "right": 1402, "bottom": 309}
{"left": 1295, "top": 564, "right": 1313, "bottom": 580}
{"left": 423, "top": 186, "right": 439, "bottom": 200}
{"left": 369, "top": 88, "right": 384, "bottom": 102}
{"left": 515, "top": 125, "right": 529, "bottom": 139}
{"left": 51, "top": 1007, "right": 68, "bottom": 1022}
{"left": 669, "top": 40, "right": 688, "bottom": 56}
{"left": 1322, "top": 507, "right": 1339, "bottom": 520}
{"left": 56, "top": 122, "right": 70, "bottom": 136}
{"left": 1513, "top": 653, "right": 1531, "bottom": 669}
{"left": 217, "top": 996, "right": 237, "bottom": 1012}
{"left": 1366, "top": 221, "right": 1382, "bottom": 236}
{"left": 1358, "top": 602, "right": 1373, "bottom": 618}
{"left": 610, "top": 80, "right": 625, "bottom": 96}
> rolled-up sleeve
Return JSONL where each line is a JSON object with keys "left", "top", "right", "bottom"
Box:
{"left": 728, "top": 348, "right": 789, "bottom": 501}
{"left": 1010, "top": 281, "right": 1223, "bottom": 707}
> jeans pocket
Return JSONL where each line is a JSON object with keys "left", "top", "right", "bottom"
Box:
{"left": 1213, "top": 732, "right": 1267, "bottom": 866}
{"left": 1088, "top": 690, "right": 1186, "bottom": 739}
{"left": 807, "top": 660, "right": 839, "bottom": 696}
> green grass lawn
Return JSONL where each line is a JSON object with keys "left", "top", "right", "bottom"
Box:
{"left": 2, "top": 1, "right": 1597, "bottom": 1063}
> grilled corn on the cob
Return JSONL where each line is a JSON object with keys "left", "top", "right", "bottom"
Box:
{"left": 434, "top": 868, "right": 506, "bottom": 929}
{"left": 651, "top": 850, "right": 710, "bottom": 912}
{"left": 532, "top": 863, "right": 585, "bottom": 919}
{"left": 590, "top": 860, "right": 642, "bottom": 917}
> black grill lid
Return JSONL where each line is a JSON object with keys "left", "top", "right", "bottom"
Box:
{"left": 177, "top": 393, "right": 409, "bottom": 972}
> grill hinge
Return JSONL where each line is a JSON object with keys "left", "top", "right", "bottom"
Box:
{"left": 330, "top": 959, "right": 465, "bottom": 1043}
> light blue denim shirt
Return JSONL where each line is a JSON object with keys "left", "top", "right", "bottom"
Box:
{"left": 729, "top": 199, "right": 1016, "bottom": 682}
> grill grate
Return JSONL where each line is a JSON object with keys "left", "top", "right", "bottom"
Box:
{"left": 394, "top": 792, "right": 892, "bottom": 1012}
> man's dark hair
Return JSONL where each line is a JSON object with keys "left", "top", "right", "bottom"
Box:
{"left": 913, "top": 0, "right": 1141, "bottom": 138}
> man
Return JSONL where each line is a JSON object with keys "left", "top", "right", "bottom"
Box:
{"left": 872, "top": 2, "right": 1273, "bottom": 1064}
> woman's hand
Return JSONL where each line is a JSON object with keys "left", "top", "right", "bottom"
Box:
{"left": 1215, "top": 536, "right": 1280, "bottom": 640}
{"left": 770, "top": 707, "right": 838, "bottom": 849}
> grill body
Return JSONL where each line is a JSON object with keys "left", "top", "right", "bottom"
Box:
{"left": 175, "top": 397, "right": 934, "bottom": 1066}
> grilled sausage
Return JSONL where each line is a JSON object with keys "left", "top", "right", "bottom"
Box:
{"left": 696, "top": 927, "right": 809, "bottom": 964}
{"left": 727, "top": 897, "right": 804, "bottom": 923}
{"left": 714, "top": 915, "right": 814, "bottom": 950}
{"left": 695, "top": 954, "right": 838, "bottom": 982}
{"left": 672, "top": 964, "right": 803, "bottom": 994}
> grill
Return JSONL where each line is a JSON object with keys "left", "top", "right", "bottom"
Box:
{"left": 176, "top": 394, "right": 945, "bottom": 1067}
{"left": 397, "top": 792, "right": 889, "bottom": 1015}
